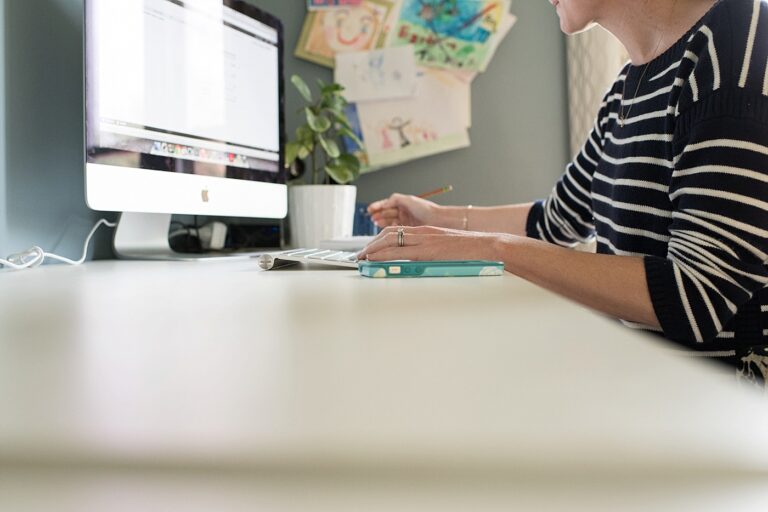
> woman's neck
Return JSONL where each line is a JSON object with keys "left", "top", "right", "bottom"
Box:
{"left": 598, "top": 0, "right": 717, "bottom": 65}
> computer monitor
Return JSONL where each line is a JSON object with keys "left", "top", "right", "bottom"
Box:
{"left": 84, "top": 0, "right": 286, "bottom": 259}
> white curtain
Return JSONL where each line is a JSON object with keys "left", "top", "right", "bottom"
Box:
{"left": 566, "top": 26, "right": 628, "bottom": 156}
{"left": 565, "top": 27, "right": 627, "bottom": 252}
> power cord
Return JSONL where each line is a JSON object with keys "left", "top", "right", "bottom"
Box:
{"left": 0, "top": 218, "right": 117, "bottom": 270}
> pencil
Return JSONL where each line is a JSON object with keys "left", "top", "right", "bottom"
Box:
{"left": 417, "top": 185, "right": 453, "bottom": 199}
{"left": 364, "top": 185, "right": 454, "bottom": 217}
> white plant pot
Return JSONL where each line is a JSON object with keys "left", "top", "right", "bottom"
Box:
{"left": 288, "top": 185, "right": 357, "bottom": 248}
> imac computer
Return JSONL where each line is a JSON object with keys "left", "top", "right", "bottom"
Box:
{"left": 84, "top": 0, "right": 286, "bottom": 259}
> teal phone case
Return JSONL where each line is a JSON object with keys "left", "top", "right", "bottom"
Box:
{"left": 358, "top": 260, "right": 505, "bottom": 278}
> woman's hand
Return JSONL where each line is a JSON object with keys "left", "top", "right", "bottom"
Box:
{"left": 357, "top": 225, "right": 503, "bottom": 262}
{"left": 367, "top": 193, "right": 442, "bottom": 228}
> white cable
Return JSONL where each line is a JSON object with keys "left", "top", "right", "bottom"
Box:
{"left": 0, "top": 218, "right": 117, "bottom": 271}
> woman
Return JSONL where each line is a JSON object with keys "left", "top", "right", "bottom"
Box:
{"left": 359, "top": 0, "right": 768, "bottom": 382}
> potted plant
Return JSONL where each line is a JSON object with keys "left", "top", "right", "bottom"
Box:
{"left": 284, "top": 75, "right": 362, "bottom": 248}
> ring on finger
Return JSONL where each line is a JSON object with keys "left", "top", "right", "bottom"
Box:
{"left": 397, "top": 226, "right": 405, "bottom": 248}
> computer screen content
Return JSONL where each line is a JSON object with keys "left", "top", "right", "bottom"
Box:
{"left": 85, "top": 0, "right": 286, "bottom": 259}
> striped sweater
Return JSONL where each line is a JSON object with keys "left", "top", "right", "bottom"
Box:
{"left": 526, "top": 0, "right": 768, "bottom": 360}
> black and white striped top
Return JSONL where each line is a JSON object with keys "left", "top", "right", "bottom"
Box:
{"left": 526, "top": 0, "right": 768, "bottom": 360}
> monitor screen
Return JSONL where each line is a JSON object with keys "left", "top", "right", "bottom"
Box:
{"left": 85, "top": 0, "right": 286, "bottom": 219}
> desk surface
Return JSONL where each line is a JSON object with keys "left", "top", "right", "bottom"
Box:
{"left": 1, "top": 260, "right": 767, "bottom": 509}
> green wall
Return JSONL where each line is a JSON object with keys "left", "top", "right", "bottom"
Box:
{"left": 0, "top": 0, "right": 569, "bottom": 260}
{"left": 1, "top": 0, "right": 114, "bottom": 261}
{"left": 254, "top": 0, "right": 570, "bottom": 207}
{"left": 0, "top": 2, "right": 5, "bottom": 257}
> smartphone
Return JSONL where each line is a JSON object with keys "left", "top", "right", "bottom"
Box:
{"left": 358, "top": 260, "right": 505, "bottom": 278}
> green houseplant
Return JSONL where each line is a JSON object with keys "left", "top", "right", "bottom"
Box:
{"left": 285, "top": 75, "right": 361, "bottom": 185}
{"left": 284, "top": 75, "right": 363, "bottom": 248}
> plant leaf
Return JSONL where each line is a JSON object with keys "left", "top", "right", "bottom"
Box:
{"left": 305, "top": 107, "right": 331, "bottom": 133}
{"left": 325, "top": 153, "right": 360, "bottom": 184}
{"left": 296, "top": 125, "right": 314, "bottom": 145}
{"left": 339, "top": 127, "right": 363, "bottom": 149}
{"left": 338, "top": 153, "right": 361, "bottom": 175}
{"left": 318, "top": 135, "right": 340, "bottom": 159}
{"left": 284, "top": 142, "right": 301, "bottom": 168}
{"left": 291, "top": 75, "right": 312, "bottom": 103}
{"left": 298, "top": 145, "right": 310, "bottom": 160}
{"left": 321, "top": 83, "right": 345, "bottom": 95}
{"left": 327, "top": 95, "right": 346, "bottom": 111}
{"left": 325, "top": 161, "right": 355, "bottom": 185}
{"left": 324, "top": 108, "right": 352, "bottom": 129}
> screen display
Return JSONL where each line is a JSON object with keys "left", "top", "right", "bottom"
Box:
{"left": 86, "top": 0, "right": 284, "bottom": 184}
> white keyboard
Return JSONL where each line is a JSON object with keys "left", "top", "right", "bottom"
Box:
{"left": 256, "top": 248, "right": 359, "bottom": 270}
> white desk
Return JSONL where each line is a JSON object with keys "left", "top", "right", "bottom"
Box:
{"left": 1, "top": 260, "right": 767, "bottom": 510}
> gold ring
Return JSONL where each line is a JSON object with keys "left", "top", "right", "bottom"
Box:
{"left": 397, "top": 227, "right": 405, "bottom": 247}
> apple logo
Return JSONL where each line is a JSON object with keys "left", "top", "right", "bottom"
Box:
{"left": 201, "top": 188, "right": 210, "bottom": 203}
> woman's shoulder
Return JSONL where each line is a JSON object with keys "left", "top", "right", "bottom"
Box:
{"left": 714, "top": 0, "right": 767, "bottom": 36}
{"left": 673, "top": 0, "right": 768, "bottom": 122}
{"left": 684, "top": 0, "right": 767, "bottom": 92}
{"left": 696, "top": 0, "right": 764, "bottom": 38}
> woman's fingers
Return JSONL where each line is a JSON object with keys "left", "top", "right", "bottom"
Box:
{"left": 368, "top": 193, "right": 416, "bottom": 225}
{"left": 358, "top": 231, "right": 412, "bottom": 258}
{"left": 359, "top": 228, "right": 410, "bottom": 258}
{"left": 368, "top": 224, "right": 399, "bottom": 243}
{"left": 357, "top": 226, "right": 492, "bottom": 263}
{"left": 367, "top": 225, "right": 440, "bottom": 245}
{"left": 366, "top": 198, "right": 391, "bottom": 215}
{"left": 358, "top": 229, "right": 447, "bottom": 259}
{"left": 368, "top": 193, "right": 406, "bottom": 215}
{"left": 371, "top": 207, "right": 401, "bottom": 227}
{"left": 363, "top": 231, "right": 436, "bottom": 260}
{"left": 365, "top": 247, "right": 427, "bottom": 261}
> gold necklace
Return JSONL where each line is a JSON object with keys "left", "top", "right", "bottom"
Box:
{"left": 619, "top": 61, "right": 654, "bottom": 128}
{"left": 618, "top": 1, "right": 676, "bottom": 128}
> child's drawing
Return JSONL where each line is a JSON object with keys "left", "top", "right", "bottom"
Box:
{"left": 362, "top": 53, "right": 388, "bottom": 86}
{"left": 334, "top": 46, "right": 418, "bottom": 102}
{"left": 356, "top": 69, "right": 471, "bottom": 167}
{"left": 390, "top": 0, "right": 509, "bottom": 71}
{"left": 386, "top": 117, "right": 414, "bottom": 148}
{"left": 296, "top": 0, "right": 393, "bottom": 68}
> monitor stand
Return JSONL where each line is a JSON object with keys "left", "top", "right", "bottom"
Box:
{"left": 113, "top": 212, "right": 262, "bottom": 261}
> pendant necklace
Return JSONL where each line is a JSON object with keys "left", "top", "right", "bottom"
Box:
{"left": 618, "top": 1, "right": 676, "bottom": 128}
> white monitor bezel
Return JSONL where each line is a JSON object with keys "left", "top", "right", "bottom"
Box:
{"left": 86, "top": 163, "right": 286, "bottom": 218}
{"left": 83, "top": 0, "right": 287, "bottom": 220}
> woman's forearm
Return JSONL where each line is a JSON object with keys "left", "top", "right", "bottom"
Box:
{"left": 437, "top": 203, "right": 534, "bottom": 236}
{"left": 494, "top": 234, "right": 660, "bottom": 328}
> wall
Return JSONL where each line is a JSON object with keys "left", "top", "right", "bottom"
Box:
{"left": 0, "top": 0, "right": 569, "bottom": 261}
{"left": 356, "top": 2, "right": 570, "bottom": 206}
{"left": 0, "top": 2, "right": 5, "bottom": 255}
{"left": 257, "top": 0, "right": 570, "bottom": 207}
{"left": 1, "top": 0, "right": 115, "bottom": 261}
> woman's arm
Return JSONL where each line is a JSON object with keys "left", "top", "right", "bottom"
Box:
{"left": 432, "top": 203, "right": 535, "bottom": 236}
{"left": 496, "top": 235, "right": 659, "bottom": 327}
{"left": 358, "top": 226, "right": 659, "bottom": 328}
{"left": 367, "top": 193, "right": 534, "bottom": 236}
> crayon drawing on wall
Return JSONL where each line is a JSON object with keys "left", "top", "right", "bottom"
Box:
{"left": 335, "top": 46, "right": 419, "bottom": 102}
{"left": 296, "top": 0, "right": 516, "bottom": 171}
{"left": 296, "top": 0, "right": 394, "bottom": 68}
{"left": 356, "top": 69, "right": 471, "bottom": 167}
{"left": 389, "top": 0, "right": 510, "bottom": 71}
